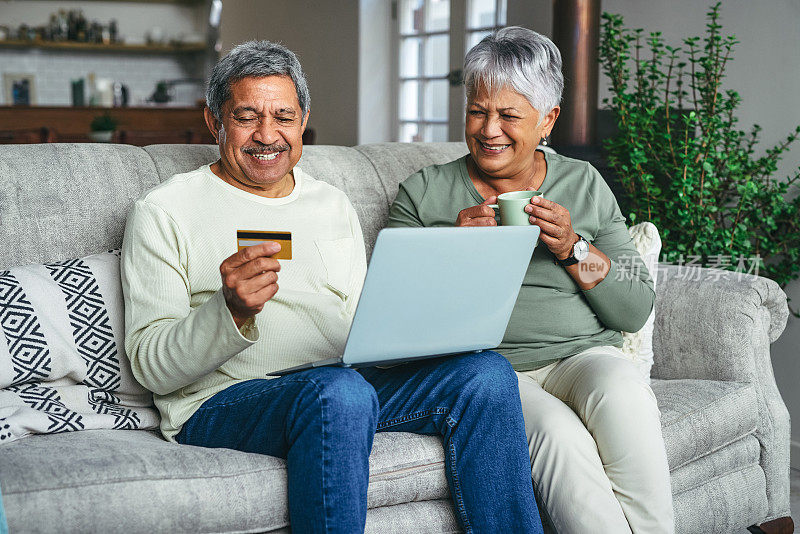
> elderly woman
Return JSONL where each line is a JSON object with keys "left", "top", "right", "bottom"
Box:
{"left": 388, "top": 27, "right": 673, "bottom": 534}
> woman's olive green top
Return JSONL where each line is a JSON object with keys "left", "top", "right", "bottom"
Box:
{"left": 387, "top": 152, "right": 654, "bottom": 371}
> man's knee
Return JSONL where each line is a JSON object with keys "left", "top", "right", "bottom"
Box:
{"left": 296, "top": 367, "right": 380, "bottom": 423}
{"left": 454, "top": 351, "right": 520, "bottom": 403}
{"left": 476, "top": 350, "right": 517, "bottom": 385}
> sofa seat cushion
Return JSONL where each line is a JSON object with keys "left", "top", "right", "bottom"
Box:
{"left": 365, "top": 500, "right": 460, "bottom": 534}
{"left": 669, "top": 434, "right": 761, "bottom": 494}
{"left": 652, "top": 379, "right": 758, "bottom": 471}
{"left": 0, "top": 429, "right": 449, "bottom": 533}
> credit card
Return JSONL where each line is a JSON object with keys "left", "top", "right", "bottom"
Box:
{"left": 237, "top": 230, "right": 292, "bottom": 260}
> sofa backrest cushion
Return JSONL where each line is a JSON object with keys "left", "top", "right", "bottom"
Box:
{"left": 0, "top": 141, "right": 469, "bottom": 270}
{"left": 0, "top": 144, "right": 160, "bottom": 268}
{"left": 353, "top": 142, "right": 469, "bottom": 203}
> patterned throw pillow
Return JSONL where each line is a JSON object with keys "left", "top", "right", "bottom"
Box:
{"left": 620, "top": 222, "right": 662, "bottom": 382}
{"left": 0, "top": 250, "right": 159, "bottom": 444}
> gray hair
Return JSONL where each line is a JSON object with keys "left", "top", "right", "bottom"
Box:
{"left": 464, "top": 27, "right": 563, "bottom": 120}
{"left": 206, "top": 40, "right": 310, "bottom": 121}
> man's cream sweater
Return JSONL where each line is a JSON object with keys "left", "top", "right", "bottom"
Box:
{"left": 121, "top": 165, "right": 366, "bottom": 441}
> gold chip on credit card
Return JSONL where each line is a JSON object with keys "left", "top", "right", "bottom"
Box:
{"left": 237, "top": 230, "right": 292, "bottom": 260}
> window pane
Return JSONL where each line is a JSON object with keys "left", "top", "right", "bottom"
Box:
{"left": 400, "top": 81, "right": 420, "bottom": 121}
{"left": 467, "top": 30, "right": 492, "bottom": 52}
{"left": 400, "top": 0, "right": 424, "bottom": 34}
{"left": 400, "top": 122, "right": 422, "bottom": 142}
{"left": 423, "top": 80, "right": 448, "bottom": 121}
{"left": 400, "top": 37, "right": 421, "bottom": 78}
{"left": 425, "top": 124, "right": 449, "bottom": 142}
{"left": 468, "top": 0, "right": 496, "bottom": 29}
{"left": 423, "top": 34, "right": 449, "bottom": 76}
{"left": 498, "top": 0, "right": 507, "bottom": 25}
{"left": 425, "top": 0, "right": 450, "bottom": 32}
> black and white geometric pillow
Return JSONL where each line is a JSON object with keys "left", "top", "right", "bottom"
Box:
{"left": 0, "top": 250, "right": 159, "bottom": 444}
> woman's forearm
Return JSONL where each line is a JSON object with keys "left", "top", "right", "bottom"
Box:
{"left": 559, "top": 236, "right": 611, "bottom": 291}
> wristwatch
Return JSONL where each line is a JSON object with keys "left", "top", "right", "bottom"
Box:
{"left": 557, "top": 234, "right": 589, "bottom": 267}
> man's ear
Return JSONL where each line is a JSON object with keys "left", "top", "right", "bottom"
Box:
{"left": 301, "top": 109, "right": 310, "bottom": 134}
{"left": 204, "top": 107, "right": 221, "bottom": 143}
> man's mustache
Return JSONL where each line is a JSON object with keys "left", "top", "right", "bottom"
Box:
{"left": 242, "top": 143, "right": 290, "bottom": 154}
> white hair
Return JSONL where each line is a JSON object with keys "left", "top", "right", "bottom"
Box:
{"left": 464, "top": 27, "right": 564, "bottom": 121}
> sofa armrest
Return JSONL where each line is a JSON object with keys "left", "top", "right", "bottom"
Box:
{"left": 652, "top": 264, "right": 789, "bottom": 382}
{"left": 651, "top": 263, "right": 792, "bottom": 521}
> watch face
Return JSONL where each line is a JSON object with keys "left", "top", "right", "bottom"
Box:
{"left": 574, "top": 239, "right": 589, "bottom": 261}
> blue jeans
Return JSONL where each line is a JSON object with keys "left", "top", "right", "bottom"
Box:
{"left": 176, "top": 351, "right": 542, "bottom": 534}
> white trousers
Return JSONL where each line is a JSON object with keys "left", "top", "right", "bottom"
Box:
{"left": 517, "top": 345, "right": 674, "bottom": 534}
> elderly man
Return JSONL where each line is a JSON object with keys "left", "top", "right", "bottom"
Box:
{"left": 121, "top": 41, "right": 542, "bottom": 533}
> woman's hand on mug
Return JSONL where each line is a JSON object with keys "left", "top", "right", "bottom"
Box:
{"left": 456, "top": 196, "right": 498, "bottom": 227}
{"left": 524, "top": 196, "right": 577, "bottom": 260}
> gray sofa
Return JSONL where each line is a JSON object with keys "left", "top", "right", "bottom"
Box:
{"left": 0, "top": 142, "right": 792, "bottom": 533}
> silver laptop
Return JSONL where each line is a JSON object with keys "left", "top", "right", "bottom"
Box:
{"left": 268, "top": 226, "right": 540, "bottom": 376}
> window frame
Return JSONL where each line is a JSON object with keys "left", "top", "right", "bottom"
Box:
{"left": 393, "top": 0, "right": 506, "bottom": 142}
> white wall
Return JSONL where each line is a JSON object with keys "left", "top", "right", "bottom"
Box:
{"left": 507, "top": 0, "right": 551, "bottom": 36}
{"left": 775, "top": 288, "right": 800, "bottom": 469}
{"left": 219, "top": 0, "right": 360, "bottom": 146}
{"left": 358, "top": 0, "right": 392, "bottom": 145}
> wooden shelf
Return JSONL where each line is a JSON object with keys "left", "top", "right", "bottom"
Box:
{"left": 0, "top": 40, "right": 206, "bottom": 54}
{"left": 0, "top": 105, "right": 214, "bottom": 144}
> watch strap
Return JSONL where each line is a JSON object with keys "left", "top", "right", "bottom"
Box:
{"left": 557, "top": 234, "right": 586, "bottom": 267}
{"left": 557, "top": 255, "right": 580, "bottom": 267}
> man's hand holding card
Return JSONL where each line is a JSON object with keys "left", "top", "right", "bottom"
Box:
{"left": 220, "top": 239, "right": 284, "bottom": 328}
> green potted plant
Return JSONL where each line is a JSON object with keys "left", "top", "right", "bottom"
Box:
{"left": 89, "top": 112, "right": 118, "bottom": 142}
{"left": 599, "top": 2, "right": 800, "bottom": 311}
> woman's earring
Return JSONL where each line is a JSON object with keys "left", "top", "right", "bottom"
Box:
{"left": 540, "top": 135, "right": 549, "bottom": 146}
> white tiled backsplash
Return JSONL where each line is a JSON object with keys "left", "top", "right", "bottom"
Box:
{"left": 0, "top": 48, "right": 206, "bottom": 106}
